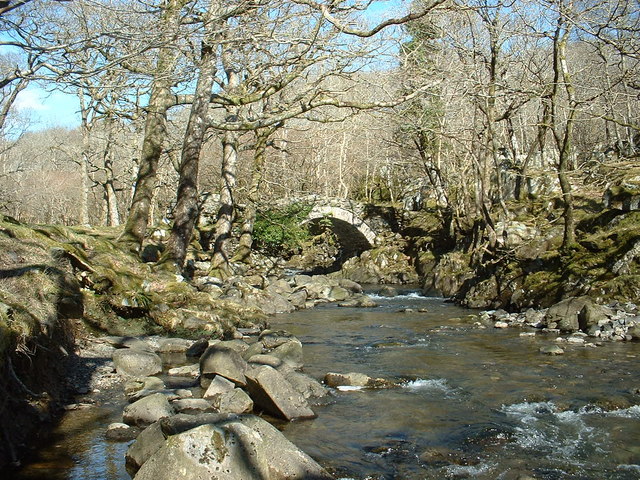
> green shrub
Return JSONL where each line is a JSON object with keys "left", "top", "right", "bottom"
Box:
{"left": 253, "top": 203, "right": 312, "bottom": 256}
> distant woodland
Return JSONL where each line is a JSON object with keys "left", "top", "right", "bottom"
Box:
{"left": 1, "top": 0, "right": 638, "bottom": 270}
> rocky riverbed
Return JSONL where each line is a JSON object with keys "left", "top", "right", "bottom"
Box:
{"left": 475, "top": 297, "right": 640, "bottom": 355}
{"left": 88, "top": 307, "right": 397, "bottom": 480}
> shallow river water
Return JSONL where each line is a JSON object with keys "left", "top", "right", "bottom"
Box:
{"left": 9, "top": 291, "right": 640, "bottom": 479}
{"left": 272, "top": 292, "right": 640, "bottom": 480}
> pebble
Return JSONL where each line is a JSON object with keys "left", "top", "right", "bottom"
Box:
{"left": 540, "top": 345, "right": 564, "bottom": 355}
{"left": 106, "top": 422, "right": 138, "bottom": 441}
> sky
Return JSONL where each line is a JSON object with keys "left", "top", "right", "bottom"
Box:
{"left": 14, "top": 85, "right": 82, "bottom": 130}
{"left": 10, "top": 0, "right": 410, "bottom": 132}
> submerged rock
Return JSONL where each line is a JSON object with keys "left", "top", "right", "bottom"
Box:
{"left": 539, "top": 345, "right": 565, "bottom": 355}
{"left": 338, "top": 294, "right": 378, "bottom": 308}
{"left": 106, "top": 422, "right": 138, "bottom": 441}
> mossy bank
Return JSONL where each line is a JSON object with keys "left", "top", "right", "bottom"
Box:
{"left": 0, "top": 216, "right": 265, "bottom": 468}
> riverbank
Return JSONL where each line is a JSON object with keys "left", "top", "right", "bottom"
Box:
{"left": 0, "top": 214, "right": 377, "bottom": 469}
{"left": 1, "top": 195, "right": 639, "bottom": 472}
{"left": 407, "top": 205, "right": 640, "bottom": 311}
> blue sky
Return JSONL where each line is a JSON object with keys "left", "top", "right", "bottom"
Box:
{"left": 11, "top": 0, "right": 410, "bottom": 131}
{"left": 14, "top": 84, "right": 81, "bottom": 130}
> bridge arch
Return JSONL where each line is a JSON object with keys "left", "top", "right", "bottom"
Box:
{"left": 304, "top": 205, "right": 378, "bottom": 255}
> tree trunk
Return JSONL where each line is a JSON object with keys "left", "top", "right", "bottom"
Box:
{"left": 552, "top": 0, "right": 576, "bottom": 249}
{"left": 0, "top": 76, "right": 28, "bottom": 132}
{"left": 210, "top": 129, "right": 239, "bottom": 276}
{"left": 78, "top": 89, "right": 92, "bottom": 226}
{"left": 79, "top": 125, "right": 91, "bottom": 226}
{"left": 210, "top": 44, "right": 241, "bottom": 277}
{"left": 102, "top": 116, "right": 121, "bottom": 226}
{"left": 163, "top": 32, "right": 217, "bottom": 269}
{"left": 119, "top": 0, "right": 184, "bottom": 251}
{"left": 234, "top": 128, "right": 272, "bottom": 264}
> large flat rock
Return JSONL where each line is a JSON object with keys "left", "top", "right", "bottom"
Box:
{"left": 133, "top": 415, "right": 333, "bottom": 480}
{"left": 113, "top": 348, "right": 162, "bottom": 378}
{"left": 245, "top": 366, "right": 316, "bottom": 421}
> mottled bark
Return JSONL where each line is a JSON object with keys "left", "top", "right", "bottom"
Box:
{"left": 234, "top": 128, "right": 272, "bottom": 264}
{"left": 210, "top": 46, "right": 241, "bottom": 276}
{"left": 119, "top": 0, "right": 185, "bottom": 251}
{"left": 164, "top": 35, "right": 217, "bottom": 269}
{"left": 210, "top": 129, "right": 239, "bottom": 276}
{"left": 78, "top": 95, "right": 91, "bottom": 226}
{"left": 552, "top": 1, "right": 576, "bottom": 249}
{"left": 102, "top": 116, "right": 121, "bottom": 226}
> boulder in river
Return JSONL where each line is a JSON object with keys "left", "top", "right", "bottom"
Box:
{"left": 125, "top": 376, "right": 166, "bottom": 398}
{"left": 378, "top": 286, "right": 399, "bottom": 297}
{"left": 259, "top": 329, "right": 296, "bottom": 349}
{"left": 170, "top": 398, "right": 215, "bottom": 415}
{"left": 113, "top": 348, "right": 163, "bottom": 378}
{"left": 167, "top": 363, "right": 199, "bottom": 378}
{"left": 185, "top": 338, "right": 209, "bottom": 357}
{"left": 270, "top": 338, "right": 304, "bottom": 370}
{"left": 199, "top": 344, "right": 248, "bottom": 387}
{"left": 157, "top": 337, "right": 193, "bottom": 353}
{"left": 123, "top": 392, "right": 176, "bottom": 427}
{"left": 283, "top": 370, "right": 328, "bottom": 399}
{"left": 328, "top": 286, "right": 350, "bottom": 302}
{"left": 578, "top": 303, "right": 611, "bottom": 332}
{"left": 245, "top": 365, "right": 316, "bottom": 421}
{"left": 324, "top": 372, "right": 371, "bottom": 387}
{"left": 132, "top": 415, "right": 333, "bottom": 480}
{"left": 544, "top": 297, "right": 593, "bottom": 332}
{"left": 211, "top": 388, "right": 254, "bottom": 414}
{"left": 338, "top": 278, "right": 363, "bottom": 294}
{"left": 203, "top": 375, "right": 236, "bottom": 400}
{"left": 126, "top": 421, "right": 166, "bottom": 476}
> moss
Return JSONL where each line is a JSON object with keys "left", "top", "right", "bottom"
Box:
{"left": 607, "top": 185, "right": 640, "bottom": 201}
{"left": 594, "top": 275, "right": 640, "bottom": 302}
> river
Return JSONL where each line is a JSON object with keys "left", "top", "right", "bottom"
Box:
{"left": 272, "top": 292, "right": 640, "bottom": 479}
{"left": 9, "top": 291, "right": 640, "bottom": 479}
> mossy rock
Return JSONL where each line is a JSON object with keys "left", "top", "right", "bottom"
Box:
{"left": 82, "top": 290, "right": 159, "bottom": 336}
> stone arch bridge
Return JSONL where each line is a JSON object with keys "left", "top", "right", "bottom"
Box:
{"left": 197, "top": 193, "right": 398, "bottom": 257}
{"left": 274, "top": 195, "right": 397, "bottom": 257}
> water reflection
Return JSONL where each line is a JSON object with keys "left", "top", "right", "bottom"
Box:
{"left": 10, "top": 393, "right": 131, "bottom": 480}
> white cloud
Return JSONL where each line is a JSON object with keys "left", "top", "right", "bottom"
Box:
{"left": 14, "top": 88, "right": 50, "bottom": 111}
